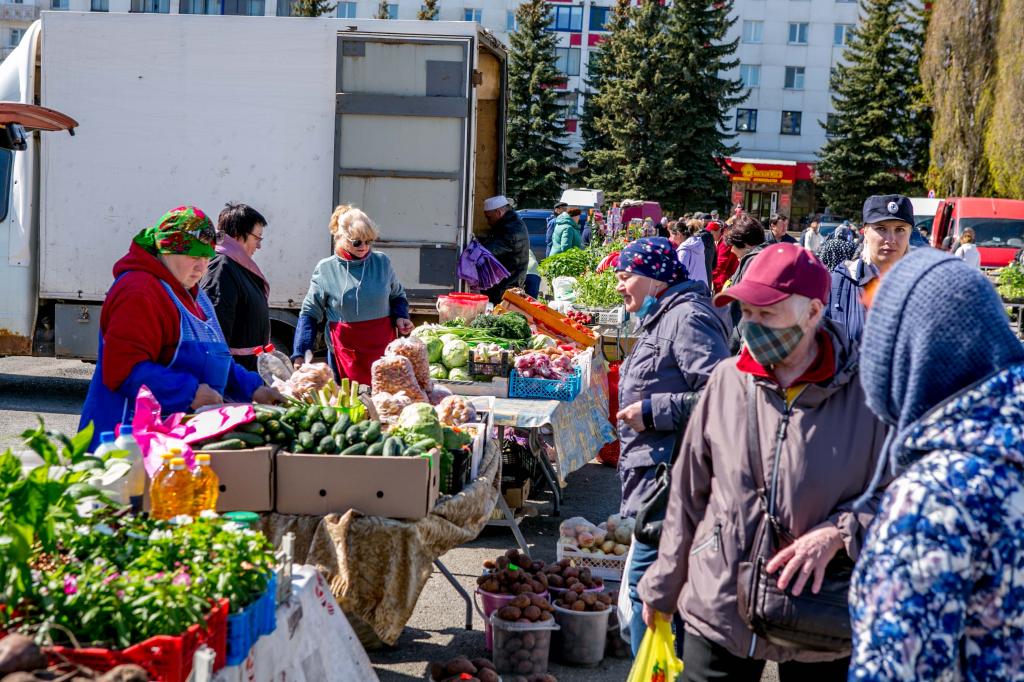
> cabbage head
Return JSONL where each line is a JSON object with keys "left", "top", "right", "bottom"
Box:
{"left": 447, "top": 367, "right": 472, "bottom": 381}
{"left": 441, "top": 339, "right": 470, "bottom": 369}
{"left": 429, "top": 363, "right": 449, "bottom": 380}
{"left": 426, "top": 337, "right": 444, "bottom": 364}
{"left": 397, "top": 403, "right": 443, "bottom": 445}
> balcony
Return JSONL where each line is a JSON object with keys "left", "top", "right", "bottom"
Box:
{"left": 0, "top": 4, "right": 41, "bottom": 21}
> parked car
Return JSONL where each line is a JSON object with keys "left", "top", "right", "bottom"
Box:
{"left": 518, "top": 209, "right": 551, "bottom": 260}
{"left": 931, "top": 197, "right": 1024, "bottom": 267}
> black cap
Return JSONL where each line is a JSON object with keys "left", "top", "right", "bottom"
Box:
{"left": 862, "top": 194, "right": 914, "bottom": 227}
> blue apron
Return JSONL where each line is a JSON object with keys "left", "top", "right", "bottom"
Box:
{"left": 80, "top": 278, "right": 233, "bottom": 447}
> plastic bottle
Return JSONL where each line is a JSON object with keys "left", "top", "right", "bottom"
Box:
{"left": 152, "top": 457, "right": 193, "bottom": 520}
{"left": 257, "top": 343, "right": 294, "bottom": 384}
{"left": 93, "top": 431, "right": 118, "bottom": 458}
{"left": 114, "top": 426, "right": 146, "bottom": 512}
{"left": 191, "top": 453, "right": 220, "bottom": 515}
{"left": 148, "top": 452, "right": 175, "bottom": 518}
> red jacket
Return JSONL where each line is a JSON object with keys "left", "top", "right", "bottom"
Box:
{"left": 711, "top": 240, "right": 738, "bottom": 294}
{"left": 100, "top": 243, "right": 206, "bottom": 392}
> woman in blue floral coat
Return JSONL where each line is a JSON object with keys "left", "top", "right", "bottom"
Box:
{"left": 851, "top": 248, "right": 1024, "bottom": 681}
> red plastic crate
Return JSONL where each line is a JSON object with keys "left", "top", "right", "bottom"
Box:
{"left": 44, "top": 598, "right": 229, "bottom": 682}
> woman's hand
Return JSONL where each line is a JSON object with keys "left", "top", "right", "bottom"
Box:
{"left": 293, "top": 358, "right": 304, "bottom": 370}
{"left": 642, "top": 602, "right": 671, "bottom": 630}
{"left": 191, "top": 383, "right": 224, "bottom": 410}
{"left": 252, "top": 386, "right": 285, "bottom": 405}
{"left": 395, "top": 318, "right": 415, "bottom": 335}
{"left": 765, "top": 525, "right": 844, "bottom": 596}
{"left": 617, "top": 401, "right": 645, "bottom": 432}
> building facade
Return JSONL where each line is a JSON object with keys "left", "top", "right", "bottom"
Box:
{"left": 0, "top": 0, "right": 859, "bottom": 217}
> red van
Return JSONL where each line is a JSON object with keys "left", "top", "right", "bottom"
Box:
{"left": 931, "top": 197, "right": 1024, "bottom": 267}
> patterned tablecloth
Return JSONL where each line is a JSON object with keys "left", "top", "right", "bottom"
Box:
{"left": 489, "top": 354, "right": 615, "bottom": 485}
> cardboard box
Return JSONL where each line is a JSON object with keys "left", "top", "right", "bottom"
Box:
{"left": 274, "top": 450, "right": 440, "bottom": 519}
{"left": 143, "top": 447, "right": 275, "bottom": 513}
{"left": 502, "top": 479, "right": 531, "bottom": 509}
{"left": 207, "top": 447, "right": 275, "bottom": 513}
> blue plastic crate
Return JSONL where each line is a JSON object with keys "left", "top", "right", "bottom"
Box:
{"left": 509, "top": 367, "right": 582, "bottom": 402}
{"left": 226, "top": 573, "right": 278, "bottom": 666}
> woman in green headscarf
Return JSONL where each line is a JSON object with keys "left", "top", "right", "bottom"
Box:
{"left": 80, "top": 205, "right": 281, "bottom": 447}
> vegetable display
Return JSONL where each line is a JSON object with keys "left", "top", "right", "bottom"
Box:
{"left": 395, "top": 403, "right": 444, "bottom": 446}
{"left": 385, "top": 337, "right": 432, "bottom": 392}
{"left": 371, "top": 356, "right": 429, "bottom": 403}
{"left": 441, "top": 339, "right": 470, "bottom": 370}
{"left": 558, "top": 515, "right": 633, "bottom": 556}
{"left": 469, "top": 312, "right": 532, "bottom": 341}
{"left": 435, "top": 395, "right": 476, "bottom": 427}
{"left": 429, "top": 656, "right": 502, "bottom": 682}
{"left": 513, "top": 352, "right": 574, "bottom": 380}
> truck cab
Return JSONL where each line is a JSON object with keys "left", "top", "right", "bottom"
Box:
{"left": 931, "top": 197, "right": 1024, "bottom": 268}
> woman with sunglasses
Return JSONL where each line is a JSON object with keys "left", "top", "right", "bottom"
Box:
{"left": 201, "top": 203, "right": 271, "bottom": 371}
{"left": 80, "top": 206, "right": 281, "bottom": 448}
{"left": 291, "top": 205, "right": 412, "bottom": 385}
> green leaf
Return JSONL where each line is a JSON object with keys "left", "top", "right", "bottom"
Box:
{"left": 71, "top": 423, "right": 95, "bottom": 458}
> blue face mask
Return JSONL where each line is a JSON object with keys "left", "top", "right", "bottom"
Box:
{"left": 636, "top": 295, "right": 658, "bottom": 318}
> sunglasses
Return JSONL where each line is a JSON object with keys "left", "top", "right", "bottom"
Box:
{"left": 347, "top": 238, "right": 375, "bottom": 248}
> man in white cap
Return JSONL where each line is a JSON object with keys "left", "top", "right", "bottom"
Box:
{"left": 479, "top": 195, "right": 530, "bottom": 303}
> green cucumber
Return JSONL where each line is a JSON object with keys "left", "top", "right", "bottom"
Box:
{"left": 284, "top": 406, "right": 304, "bottom": 424}
{"left": 339, "top": 442, "right": 368, "bottom": 457}
{"left": 221, "top": 431, "right": 265, "bottom": 447}
{"left": 297, "top": 432, "right": 315, "bottom": 450}
{"left": 321, "top": 407, "right": 337, "bottom": 425}
{"left": 200, "top": 438, "right": 245, "bottom": 451}
{"left": 318, "top": 435, "right": 338, "bottom": 454}
{"left": 271, "top": 430, "right": 288, "bottom": 444}
{"left": 346, "top": 424, "right": 364, "bottom": 444}
{"left": 277, "top": 422, "right": 296, "bottom": 440}
{"left": 382, "top": 436, "right": 403, "bottom": 457}
{"left": 292, "top": 443, "right": 308, "bottom": 454}
{"left": 366, "top": 441, "right": 385, "bottom": 457}
{"left": 299, "top": 416, "right": 313, "bottom": 431}
{"left": 334, "top": 433, "right": 348, "bottom": 451}
{"left": 411, "top": 437, "right": 438, "bottom": 450}
{"left": 310, "top": 422, "right": 328, "bottom": 439}
{"left": 238, "top": 421, "right": 266, "bottom": 435}
{"left": 306, "top": 405, "right": 322, "bottom": 422}
{"left": 332, "top": 413, "right": 351, "bottom": 436}
{"left": 362, "top": 421, "right": 381, "bottom": 444}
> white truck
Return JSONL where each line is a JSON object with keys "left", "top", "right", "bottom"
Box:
{"left": 0, "top": 12, "right": 507, "bottom": 359}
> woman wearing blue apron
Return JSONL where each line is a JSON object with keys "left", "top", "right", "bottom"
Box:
{"left": 80, "top": 206, "right": 282, "bottom": 447}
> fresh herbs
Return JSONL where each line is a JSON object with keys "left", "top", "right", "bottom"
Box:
{"left": 575, "top": 270, "right": 622, "bottom": 308}
{"left": 997, "top": 261, "right": 1024, "bottom": 300}
{"left": 469, "top": 312, "right": 531, "bottom": 341}
{"left": 537, "top": 249, "right": 592, "bottom": 280}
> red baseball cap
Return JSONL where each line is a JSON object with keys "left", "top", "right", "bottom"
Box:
{"left": 713, "top": 243, "right": 831, "bottom": 307}
{"left": 705, "top": 221, "right": 721, "bottom": 232}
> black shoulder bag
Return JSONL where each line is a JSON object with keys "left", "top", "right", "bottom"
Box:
{"left": 735, "top": 376, "right": 854, "bottom": 653}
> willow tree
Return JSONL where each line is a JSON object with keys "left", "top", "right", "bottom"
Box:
{"left": 984, "top": 1, "right": 1024, "bottom": 198}
{"left": 922, "top": 0, "right": 998, "bottom": 197}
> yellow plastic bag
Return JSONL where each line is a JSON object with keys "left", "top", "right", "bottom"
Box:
{"left": 626, "top": 619, "right": 684, "bottom": 682}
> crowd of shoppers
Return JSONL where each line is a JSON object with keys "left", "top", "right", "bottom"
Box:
{"left": 613, "top": 193, "right": 1024, "bottom": 681}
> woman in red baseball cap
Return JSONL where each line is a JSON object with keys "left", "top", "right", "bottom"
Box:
{"left": 638, "top": 243, "right": 888, "bottom": 679}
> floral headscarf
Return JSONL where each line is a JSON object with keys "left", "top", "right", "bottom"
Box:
{"left": 615, "top": 237, "right": 688, "bottom": 285}
{"left": 133, "top": 206, "right": 216, "bottom": 258}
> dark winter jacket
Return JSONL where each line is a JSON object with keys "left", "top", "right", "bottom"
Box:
{"left": 201, "top": 254, "right": 271, "bottom": 371}
{"left": 825, "top": 258, "right": 877, "bottom": 346}
{"left": 617, "top": 279, "right": 730, "bottom": 515}
{"left": 480, "top": 209, "right": 531, "bottom": 304}
{"left": 699, "top": 230, "right": 717, "bottom": 282}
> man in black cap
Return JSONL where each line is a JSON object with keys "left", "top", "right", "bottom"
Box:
{"left": 826, "top": 194, "right": 915, "bottom": 344}
{"left": 546, "top": 202, "right": 567, "bottom": 257}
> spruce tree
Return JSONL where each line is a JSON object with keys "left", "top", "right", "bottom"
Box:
{"left": 581, "top": 0, "right": 682, "bottom": 204}
{"left": 579, "top": 1, "right": 629, "bottom": 171}
{"left": 417, "top": 0, "right": 438, "bottom": 21}
{"left": 816, "top": 0, "right": 925, "bottom": 218}
{"left": 506, "top": 0, "right": 571, "bottom": 207}
{"left": 663, "top": 0, "right": 744, "bottom": 211}
{"left": 291, "top": 0, "right": 335, "bottom": 17}
{"left": 375, "top": 0, "right": 390, "bottom": 19}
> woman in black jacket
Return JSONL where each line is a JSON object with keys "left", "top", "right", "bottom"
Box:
{"left": 201, "top": 203, "right": 271, "bottom": 371}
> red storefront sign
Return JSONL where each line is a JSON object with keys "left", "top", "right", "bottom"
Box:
{"left": 725, "top": 159, "right": 797, "bottom": 186}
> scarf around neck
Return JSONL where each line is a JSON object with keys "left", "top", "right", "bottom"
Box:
{"left": 216, "top": 236, "right": 270, "bottom": 297}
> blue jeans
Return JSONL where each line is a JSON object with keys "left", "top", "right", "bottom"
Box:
{"left": 525, "top": 273, "right": 541, "bottom": 299}
{"left": 629, "top": 537, "right": 685, "bottom": 658}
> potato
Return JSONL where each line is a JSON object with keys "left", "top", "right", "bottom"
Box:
{"left": 523, "top": 605, "right": 541, "bottom": 621}
{"left": 571, "top": 600, "right": 586, "bottom": 612}
{"left": 477, "top": 669, "right": 500, "bottom": 682}
{"left": 539, "top": 610, "right": 553, "bottom": 621}
{"left": 600, "top": 540, "right": 616, "bottom": 553}
{"left": 0, "top": 634, "right": 46, "bottom": 675}
{"left": 471, "top": 658, "right": 495, "bottom": 672}
{"left": 530, "top": 561, "right": 545, "bottom": 573}
{"left": 446, "top": 656, "right": 476, "bottom": 677}
{"left": 497, "top": 606, "right": 522, "bottom": 621}
{"left": 571, "top": 583, "right": 585, "bottom": 594}
{"left": 511, "top": 594, "right": 531, "bottom": 609}
{"left": 547, "top": 574, "right": 564, "bottom": 588}
{"left": 516, "top": 660, "right": 534, "bottom": 674}
{"left": 613, "top": 543, "right": 628, "bottom": 556}
{"left": 522, "top": 632, "right": 537, "bottom": 649}
{"left": 481, "top": 579, "right": 501, "bottom": 593}
{"left": 530, "top": 675, "right": 558, "bottom": 682}
{"left": 483, "top": 559, "right": 496, "bottom": 569}
{"left": 563, "top": 567, "right": 579, "bottom": 579}
{"left": 581, "top": 593, "right": 597, "bottom": 606}
{"left": 430, "top": 662, "right": 447, "bottom": 681}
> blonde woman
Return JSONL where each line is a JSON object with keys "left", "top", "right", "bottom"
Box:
{"left": 291, "top": 205, "right": 412, "bottom": 384}
{"left": 954, "top": 227, "right": 981, "bottom": 268}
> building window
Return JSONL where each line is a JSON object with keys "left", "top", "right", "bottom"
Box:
{"left": 181, "top": 0, "right": 222, "bottom": 14}
{"left": 337, "top": 1, "right": 356, "bottom": 17}
{"left": 735, "top": 108, "right": 757, "bottom": 132}
{"left": 8, "top": 28, "right": 24, "bottom": 47}
{"left": 464, "top": 8, "right": 481, "bottom": 22}
{"left": 781, "top": 110, "right": 802, "bottom": 135}
{"left": 739, "top": 64, "right": 761, "bottom": 89}
{"left": 133, "top": 0, "right": 169, "bottom": 12}
{"left": 784, "top": 66, "right": 805, "bottom": 89}
{"left": 506, "top": 10, "right": 517, "bottom": 31}
{"left": 833, "top": 23, "right": 854, "bottom": 45}
{"left": 826, "top": 113, "right": 840, "bottom": 137}
{"left": 742, "top": 20, "right": 763, "bottom": 44}
{"left": 90, "top": 0, "right": 109, "bottom": 11}
{"left": 551, "top": 5, "right": 584, "bottom": 32}
{"left": 387, "top": 3, "right": 398, "bottom": 19}
{"left": 50, "top": 0, "right": 68, "bottom": 9}
{"left": 589, "top": 6, "right": 610, "bottom": 31}
{"left": 241, "top": 0, "right": 263, "bottom": 14}
{"left": 554, "top": 47, "right": 581, "bottom": 77}
{"left": 788, "top": 22, "right": 809, "bottom": 44}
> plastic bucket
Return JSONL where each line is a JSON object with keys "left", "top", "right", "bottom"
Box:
{"left": 547, "top": 585, "right": 604, "bottom": 600}
{"left": 489, "top": 613, "right": 559, "bottom": 677}
{"left": 552, "top": 604, "right": 611, "bottom": 666}
{"left": 474, "top": 589, "right": 549, "bottom": 651}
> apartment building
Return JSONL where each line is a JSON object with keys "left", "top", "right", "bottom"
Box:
{"left": 0, "top": 0, "right": 859, "bottom": 215}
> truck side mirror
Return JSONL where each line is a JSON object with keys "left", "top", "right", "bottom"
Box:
{"left": 0, "top": 124, "right": 27, "bottom": 152}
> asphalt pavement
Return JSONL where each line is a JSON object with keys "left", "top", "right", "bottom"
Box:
{"left": 0, "top": 356, "right": 777, "bottom": 682}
